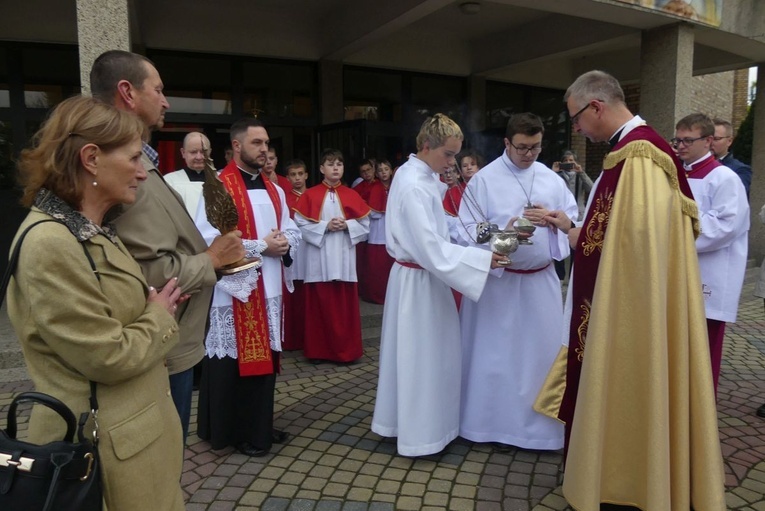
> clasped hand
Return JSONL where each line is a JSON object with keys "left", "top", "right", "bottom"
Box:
{"left": 148, "top": 277, "right": 190, "bottom": 316}
{"left": 263, "top": 228, "right": 289, "bottom": 257}
{"left": 327, "top": 217, "right": 347, "bottom": 232}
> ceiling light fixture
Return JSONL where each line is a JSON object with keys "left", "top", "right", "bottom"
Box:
{"left": 459, "top": 1, "right": 481, "bottom": 15}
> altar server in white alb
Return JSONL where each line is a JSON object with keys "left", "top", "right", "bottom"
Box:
{"left": 164, "top": 131, "right": 210, "bottom": 217}
{"left": 673, "top": 113, "right": 749, "bottom": 393}
{"left": 458, "top": 112, "right": 577, "bottom": 450}
{"left": 371, "top": 114, "right": 509, "bottom": 457}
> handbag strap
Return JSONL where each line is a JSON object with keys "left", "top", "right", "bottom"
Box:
{"left": 3, "top": 218, "right": 100, "bottom": 428}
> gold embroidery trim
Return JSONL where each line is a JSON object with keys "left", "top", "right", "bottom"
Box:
{"left": 575, "top": 299, "right": 591, "bottom": 362}
{"left": 239, "top": 301, "right": 269, "bottom": 363}
{"left": 581, "top": 189, "right": 613, "bottom": 257}
{"left": 603, "top": 140, "right": 700, "bottom": 237}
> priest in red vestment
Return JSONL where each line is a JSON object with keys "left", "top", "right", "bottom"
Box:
{"left": 537, "top": 70, "right": 725, "bottom": 511}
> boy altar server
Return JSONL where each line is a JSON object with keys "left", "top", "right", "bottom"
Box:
{"left": 293, "top": 149, "right": 370, "bottom": 362}
{"left": 371, "top": 114, "right": 509, "bottom": 456}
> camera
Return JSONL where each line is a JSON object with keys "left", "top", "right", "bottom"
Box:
{"left": 559, "top": 162, "right": 574, "bottom": 171}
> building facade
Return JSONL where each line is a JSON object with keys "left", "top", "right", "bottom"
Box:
{"left": 1, "top": 0, "right": 764, "bottom": 263}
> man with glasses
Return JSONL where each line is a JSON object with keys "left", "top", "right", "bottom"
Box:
{"left": 457, "top": 112, "right": 577, "bottom": 452}
{"left": 711, "top": 118, "right": 752, "bottom": 198}
{"left": 539, "top": 70, "right": 725, "bottom": 510}
{"left": 673, "top": 112, "right": 749, "bottom": 394}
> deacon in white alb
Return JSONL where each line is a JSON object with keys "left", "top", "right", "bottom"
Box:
{"left": 458, "top": 112, "right": 577, "bottom": 450}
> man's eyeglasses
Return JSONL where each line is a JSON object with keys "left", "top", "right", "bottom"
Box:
{"left": 669, "top": 136, "right": 707, "bottom": 148}
{"left": 569, "top": 103, "right": 593, "bottom": 125}
{"left": 509, "top": 141, "right": 543, "bottom": 155}
{"left": 712, "top": 136, "right": 731, "bottom": 142}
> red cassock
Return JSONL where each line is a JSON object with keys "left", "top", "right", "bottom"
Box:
{"left": 282, "top": 189, "right": 305, "bottom": 350}
{"left": 362, "top": 181, "right": 394, "bottom": 304}
{"left": 354, "top": 180, "right": 375, "bottom": 300}
{"left": 294, "top": 183, "right": 370, "bottom": 362}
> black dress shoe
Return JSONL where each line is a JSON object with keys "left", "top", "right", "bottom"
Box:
{"left": 236, "top": 442, "right": 269, "bottom": 457}
{"left": 272, "top": 430, "right": 289, "bottom": 444}
{"left": 757, "top": 403, "right": 765, "bottom": 418}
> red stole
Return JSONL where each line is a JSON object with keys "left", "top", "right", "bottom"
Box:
{"left": 558, "top": 125, "right": 694, "bottom": 434}
{"left": 442, "top": 183, "right": 465, "bottom": 216}
{"left": 293, "top": 182, "right": 371, "bottom": 222}
{"left": 219, "top": 161, "right": 283, "bottom": 376}
{"left": 685, "top": 153, "right": 722, "bottom": 180}
{"left": 367, "top": 181, "right": 390, "bottom": 213}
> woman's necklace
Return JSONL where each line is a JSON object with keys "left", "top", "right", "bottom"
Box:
{"left": 502, "top": 158, "right": 535, "bottom": 208}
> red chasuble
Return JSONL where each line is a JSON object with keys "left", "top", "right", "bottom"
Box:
{"left": 219, "top": 161, "right": 283, "bottom": 376}
{"left": 558, "top": 125, "right": 697, "bottom": 441}
{"left": 442, "top": 183, "right": 466, "bottom": 216}
{"left": 293, "top": 181, "right": 370, "bottom": 222}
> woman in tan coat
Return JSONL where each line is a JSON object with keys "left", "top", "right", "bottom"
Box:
{"left": 6, "top": 96, "right": 186, "bottom": 510}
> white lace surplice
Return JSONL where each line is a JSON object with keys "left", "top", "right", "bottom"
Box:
{"left": 194, "top": 186, "right": 301, "bottom": 359}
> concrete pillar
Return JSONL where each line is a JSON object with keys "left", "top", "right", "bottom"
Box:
{"left": 639, "top": 23, "right": 694, "bottom": 139}
{"left": 748, "top": 66, "right": 765, "bottom": 262}
{"left": 319, "top": 60, "right": 344, "bottom": 125}
{"left": 76, "top": 0, "right": 131, "bottom": 94}
{"left": 467, "top": 75, "right": 486, "bottom": 133}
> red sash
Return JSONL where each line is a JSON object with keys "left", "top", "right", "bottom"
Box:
{"left": 558, "top": 125, "right": 693, "bottom": 436}
{"left": 219, "top": 161, "right": 283, "bottom": 376}
{"left": 293, "top": 182, "right": 370, "bottom": 222}
{"left": 685, "top": 153, "right": 722, "bottom": 180}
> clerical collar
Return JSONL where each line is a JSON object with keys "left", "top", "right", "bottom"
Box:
{"left": 608, "top": 129, "right": 624, "bottom": 149}
{"left": 608, "top": 115, "right": 645, "bottom": 149}
{"left": 683, "top": 152, "right": 714, "bottom": 172}
{"left": 237, "top": 165, "right": 266, "bottom": 190}
{"left": 183, "top": 167, "right": 205, "bottom": 182}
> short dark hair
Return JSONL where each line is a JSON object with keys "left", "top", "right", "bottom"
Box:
{"left": 320, "top": 148, "right": 344, "bottom": 166}
{"left": 712, "top": 118, "right": 733, "bottom": 137}
{"left": 457, "top": 149, "right": 486, "bottom": 169}
{"left": 505, "top": 113, "right": 544, "bottom": 140}
{"left": 230, "top": 117, "right": 266, "bottom": 143}
{"left": 359, "top": 158, "right": 376, "bottom": 169}
{"left": 285, "top": 159, "right": 306, "bottom": 172}
{"left": 90, "top": 50, "right": 154, "bottom": 104}
{"left": 676, "top": 113, "right": 714, "bottom": 137}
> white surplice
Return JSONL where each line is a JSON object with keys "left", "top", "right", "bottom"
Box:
{"left": 685, "top": 154, "right": 750, "bottom": 322}
{"left": 165, "top": 169, "right": 204, "bottom": 218}
{"left": 371, "top": 154, "right": 493, "bottom": 457}
{"left": 457, "top": 153, "right": 577, "bottom": 449}
{"left": 194, "top": 185, "right": 300, "bottom": 356}
{"left": 293, "top": 191, "right": 369, "bottom": 283}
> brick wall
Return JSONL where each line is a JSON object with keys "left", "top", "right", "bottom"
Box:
{"left": 689, "top": 71, "right": 734, "bottom": 121}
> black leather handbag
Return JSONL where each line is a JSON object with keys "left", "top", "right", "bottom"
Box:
{"left": 0, "top": 219, "right": 103, "bottom": 510}
{"left": 0, "top": 391, "right": 102, "bottom": 510}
